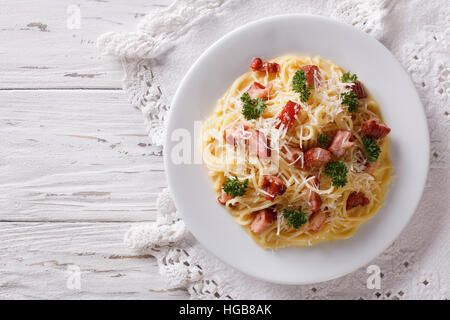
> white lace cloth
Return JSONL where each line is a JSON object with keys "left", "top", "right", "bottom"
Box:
{"left": 98, "top": 0, "right": 449, "bottom": 299}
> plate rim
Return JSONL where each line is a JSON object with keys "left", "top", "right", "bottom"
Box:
{"left": 164, "top": 14, "right": 430, "bottom": 285}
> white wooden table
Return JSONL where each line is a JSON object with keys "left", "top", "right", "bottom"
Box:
{"left": 0, "top": 0, "right": 189, "bottom": 299}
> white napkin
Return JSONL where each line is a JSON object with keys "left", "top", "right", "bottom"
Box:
{"left": 98, "top": 0, "right": 449, "bottom": 299}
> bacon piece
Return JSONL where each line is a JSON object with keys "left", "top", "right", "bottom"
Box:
{"left": 303, "top": 176, "right": 322, "bottom": 213}
{"left": 249, "top": 129, "right": 271, "bottom": 160}
{"left": 224, "top": 122, "right": 248, "bottom": 146}
{"left": 251, "top": 208, "right": 277, "bottom": 233}
{"left": 309, "top": 211, "right": 328, "bottom": 233}
{"left": 328, "top": 130, "right": 355, "bottom": 157}
{"left": 304, "top": 148, "right": 331, "bottom": 167}
{"left": 361, "top": 119, "right": 391, "bottom": 139}
{"left": 250, "top": 57, "right": 263, "bottom": 71}
{"left": 365, "top": 160, "right": 378, "bottom": 174}
{"left": 347, "top": 81, "right": 367, "bottom": 99}
{"left": 250, "top": 58, "right": 280, "bottom": 73}
{"left": 274, "top": 100, "right": 301, "bottom": 130}
{"left": 250, "top": 57, "right": 280, "bottom": 74}
{"left": 217, "top": 190, "right": 233, "bottom": 206}
{"left": 283, "top": 145, "right": 304, "bottom": 167}
{"left": 346, "top": 192, "right": 370, "bottom": 210}
{"left": 301, "top": 65, "right": 321, "bottom": 88}
{"left": 247, "top": 82, "right": 273, "bottom": 100}
{"left": 262, "top": 175, "right": 286, "bottom": 201}
{"left": 265, "top": 62, "right": 280, "bottom": 73}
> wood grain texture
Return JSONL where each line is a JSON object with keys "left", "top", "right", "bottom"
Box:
{"left": 0, "top": 90, "right": 166, "bottom": 222}
{"left": 0, "top": 89, "right": 190, "bottom": 299}
{"left": 0, "top": 0, "right": 190, "bottom": 299}
{"left": 0, "top": 222, "right": 187, "bottom": 299}
{"left": 0, "top": 0, "right": 170, "bottom": 89}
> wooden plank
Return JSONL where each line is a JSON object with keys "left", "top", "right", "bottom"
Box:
{"left": 0, "top": 89, "right": 167, "bottom": 222}
{"left": 0, "top": 0, "right": 171, "bottom": 89}
{"left": 0, "top": 0, "right": 181, "bottom": 299}
{"left": 0, "top": 222, "right": 189, "bottom": 299}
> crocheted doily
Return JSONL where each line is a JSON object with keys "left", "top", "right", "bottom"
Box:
{"left": 98, "top": 0, "right": 449, "bottom": 299}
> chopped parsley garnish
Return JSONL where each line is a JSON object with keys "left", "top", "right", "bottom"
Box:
{"left": 282, "top": 207, "right": 308, "bottom": 229}
{"left": 240, "top": 92, "right": 267, "bottom": 120}
{"left": 341, "top": 72, "right": 358, "bottom": 83}
{"left": 325, "top": 161, "right": 348, "bottom": 188}
{"left": 341, "top": 90, "right": 358, "bottom": 112}
{"left": 292, "top": 69, "right": 312, "bottom": 103}
{"left": 362, "top": 137, "right": 381, "bottom": 162}
{"left": 222, "top": 176, "right": 248, "bottom": 197}
{"left": 317, "top": 134, "right": 329, "bottom": 148}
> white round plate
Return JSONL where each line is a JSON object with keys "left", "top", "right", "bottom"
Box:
{"left": 165, "top": 15, "right": 429, "bottom": 284}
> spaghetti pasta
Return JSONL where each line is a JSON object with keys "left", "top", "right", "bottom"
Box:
{"left": 202, "top": 55, "right": 392, "bottom": 249}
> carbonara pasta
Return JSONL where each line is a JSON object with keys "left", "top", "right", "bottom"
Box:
{"left": 202, "top": 55, "right": 392, "bottom": 249}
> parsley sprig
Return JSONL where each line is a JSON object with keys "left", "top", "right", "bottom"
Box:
{"left": 341, "top": 72, "right": 358, "bottom": 83}
{"left": 240, "top": 93, "right": 267, "bottom": 120}
{"left": 292, "top": 69, "right": 312, "bottom": 103}
{"left": 362, "top": 137, "right": 381, "bottom": 162}
{"left": 325, "top": 161, "right": 348, "bottom": 188}
{"left": 222, "top": 176, "right": 248, "bottom": 197}
{"left": 318, "top": 134, "right": 329, "bottom": 148}
{"left": 341, "top": 90, "right": 358, "bottom": 112}
{"left": 283, "top": 207, "right": 308, "bottom": 229}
